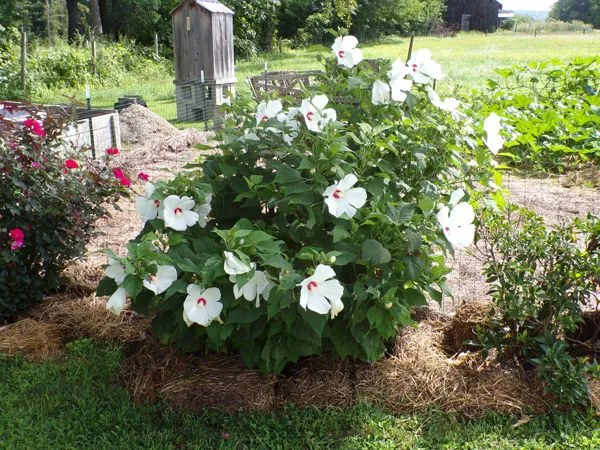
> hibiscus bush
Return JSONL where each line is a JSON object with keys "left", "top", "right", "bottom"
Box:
{"left": 0, "top": 105, "right": 131, "bottom": 316}
{"left": 98, "top": 37, "right": 502, "bottom": 373}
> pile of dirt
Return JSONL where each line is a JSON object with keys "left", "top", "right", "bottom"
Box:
{"left": 0, "top": 319, "right": 63, "bottom": 360}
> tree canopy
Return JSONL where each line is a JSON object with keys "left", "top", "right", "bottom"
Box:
{"left": 550, "top": 0, "right": 600, "bottom": 28}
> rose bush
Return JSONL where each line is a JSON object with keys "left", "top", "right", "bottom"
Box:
{"left": 98, "top": 37, "right": 502, "bottom": 373}
{"left": 0, "top": 105, "right": 130, "bottom": 316}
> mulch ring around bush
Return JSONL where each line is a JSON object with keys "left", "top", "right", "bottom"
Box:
{"left": 1, "top": 296, "right": 599, "bottom": 416}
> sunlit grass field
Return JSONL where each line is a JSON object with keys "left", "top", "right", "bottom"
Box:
{"left": 35, "top": 31, "right": 600, "bottom": 125}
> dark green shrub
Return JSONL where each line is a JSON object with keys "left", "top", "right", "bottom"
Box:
{"left": 0, "top": 106, "right": 130, "bottom": 316}
{"left": 479, "top": 204, "right": 600, "bottom": 406}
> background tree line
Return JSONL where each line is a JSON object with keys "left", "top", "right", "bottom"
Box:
{"left": 0, "top": 0, "right": 445, "bottom": 59}
{"left": 550, "top": 0, "right": 600, "bottom": 28}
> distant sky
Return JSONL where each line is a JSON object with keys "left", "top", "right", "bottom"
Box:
{"left": 500, "top": 0, "right": 557, "bottom": 11}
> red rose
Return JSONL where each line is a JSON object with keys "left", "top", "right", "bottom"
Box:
{"left": 23, "top": 118, "right": 46, "bottom": 137}
{"left": 137, "top": 172, "right": 150, "bottom": 181}
{"left": 113, "top": 168, "right": 125, "bottom": 179}
{"left": 65, "top": 159, "right": 79, "bottom": 169}
{"left": 9, "top": 228, "right": 24, "bottom": 241}
{"left": 106, "top": 147, "right": 120, "bottom": 156}
{"left": 120, "top": 177, "right": 132, "bottom": 187}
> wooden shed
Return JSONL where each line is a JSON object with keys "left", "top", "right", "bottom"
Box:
{"left": 171, "top": 0, "right": 236, "bottom": 122}
{"left": 446, "top": 0, "right": 503, "bottom": 32}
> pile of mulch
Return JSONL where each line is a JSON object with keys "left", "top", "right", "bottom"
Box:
{"left": 117, "top": 104, "right": 217, "bottom": 178}
{"left": 2, "top": 297, "right": 599, "bottom": 416}
{"left": 444, "top": 300, "right": 493, "bottom": 354}
{"left": 27, "top": 294, "right": 150, "bottom": 345}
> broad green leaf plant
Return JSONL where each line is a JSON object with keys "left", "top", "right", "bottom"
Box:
{"left": 98, "top": 37, "right": 501, "bottom": 373}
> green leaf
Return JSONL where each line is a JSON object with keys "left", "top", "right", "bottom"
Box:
{"left": 123, "top": 275, "right": 143, "bottom": 298}
{"left": 299, "top": 308, "right": 328, "bottom": 338}
{"left": 362, "top": 239, "right": 392, "bottom": 264}
{"left": 97, "top": 276, "right": 117, "bottom": 297}
{"left": 332, "top": 224, "right": 350, "bottom": 243}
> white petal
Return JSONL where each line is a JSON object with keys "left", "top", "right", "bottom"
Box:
{"left": 180, "top": 196, "right": 196, "bottom": 210}
{"left": 312, "top": 94, "right": 329, "bottom": 111}
{"left": 105, "top": 258, "right": 126, "bottom": 284}
{"left": 449, "top": 189, "right": 465, "bottom": 206}
{"left": 313, "top": 264, "right": 336, "bottom": 283}
{"left": 306, "top": 291, "right": 331, "bottom": 315}
{"left": 452, "top": 224, "right": 475, "bottom": 248}
{"left": 136, "top": 198, "right": 159, "bottom": 222}
{"left": 182, "top": 210, "right": 200, "bottom": 227}
{"left": 449, "top": 202, "right": 475, "bottom": 227}
{"left": 337, "top": 174, "right": 358, "bottom": 191}
{"left": 145, "top": 183, "right": 156, "bottom": 198}
{"left": 372, "top": 80, "right": 391, "bottom": 105}
{"left": 223, "top": 251, "right": 252, "bottom": 275}
{"left": 331, "top": 36, "right": 343, "bottom": 53}
{"left": 202, "top": 287, "right": 222, "bottom": 303}
{"left": 329, "top": 296, "right": 344, "bottom": 319}
{"left": 344, "top": 187, "right": 367, "bottom": 209}
{"left": 187, "top": 284, "right": 203, "bottom": 298}
{"left": 266, "top": 100, "right": 283, "bottom": 117}
{"left": 341, "top": 35, "right": 358, "bottom": 51}
{"left": 106, "top": 287, "right": 127, "bottom": 315}
{"left": 163, "top": 195, "right": 181, "bottom": 210}
{"left": 484, "top": 113, "right": 502, "bottom": 135}
{"left": 318, "top": 279, "right": 344, "bottom": 303}
{"left": 324, "top": 196, "right": 341, "bottom": 217}
{"left": 437, "top": 206, "right": 450, "bottom": 228}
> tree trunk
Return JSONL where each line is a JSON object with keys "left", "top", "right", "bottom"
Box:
{"left": 66, "top": 0, "right": 81, "bottom": 43}
{"left": 98, "top": 0, "right": 110, "bottom": 35}
{"left": 90, "top": 0, "right": 103, "bottom": 36}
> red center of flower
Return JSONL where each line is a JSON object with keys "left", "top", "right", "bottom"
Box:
{"left": 174, "top": 207, "right": 183, "bottom": 215}
{"left": 306, "top": 111, "right": 315, "bottom": 121}
{"left": 444, "top": 226, "right": 450, "bottom": 232}
{"left": 332, "top": 189, "right": 343, "bottom": 199}
{"left": 197, "top": 297, "right": 207, "bottom": 306}
{"left": 262, "top": 115, "right": 269, "bottom": 122}
{"left": 154, "top": 200, "right": 160, "bottom": 208}
{"left": 149, "top": 275, "right": 155, "bottom": 281}
{"left": 412, "top": 64, "right": 418, "bottom": 72}
{"left": 338, "top": 50, "right": 345, "bottom": 58}
{"left": 307, "top": 281, "right": 318, "bottom": 291}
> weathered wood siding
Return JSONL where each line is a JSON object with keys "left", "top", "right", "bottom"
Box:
{"left": 172, "top": 0, "right": 234, "bottom": 83}
{"left": 211, "top": 13, "right": 235, "bottom": 83}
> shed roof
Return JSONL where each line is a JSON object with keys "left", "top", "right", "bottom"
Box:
{"left": 171, "top": 0, "right": 234, "bottom": 16}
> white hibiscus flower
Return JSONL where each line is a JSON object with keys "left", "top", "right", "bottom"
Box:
{"left": 426, "top": 86, "right": 460, "bottom": 112}
{"left": 163, "top": 195, "right": 199, "bottom": 231}
{"left": 483, "top": 113, "right": 505, "bottom": 155}
{"left": 143, "top": 265, "right": 177, "bottom": 295}
{"left": 106, "top": 287, "right": 127, "bottom": 315}
{"left": 105, "top": 257, "right": 126, "bottom": 284}
{"left": 407, "top": 49, "right": 443, "bottom": 84}
{"left": 437, "top": 202, "right": 476, "bottom": 249}
{"left": 298, "top": 264, "right": 344, "bottom": 319}
{"left": 194, "top": 193, "right": 212, "bottom": 228}
{"left": 389, "top": 60, "right": 413, "bottom": 102}
{"left": 372, "top": 79, "right": 391, "bottom": 105}
{"left": 183, "top": 285, "right": 223, "bottom": 327}
{"left": 256, "top": 100, "right": 283, "bottom": 126}
{"left": 223, "top": 251, "right": 252, "bottom": 275}
{"left": 135, "top": 183, "right": 163, "bottom": 222}
{"left": 323, "top": 174, "right": 367, "bottom": 219}
{"left": 331, "top": 35, "right": 363, "bottom": 68}
{"left": 232, "top": 270, "right": 273, "bottom": 307}
{"left": 299, "top": 95, "right": 337, "bottom": 133}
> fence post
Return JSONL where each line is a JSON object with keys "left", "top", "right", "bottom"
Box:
{"left": 155, "top": 33, "right": 159, "bottom": 59}
{"left": 91, "top": 39, "right": 97, "bottom": 76}
{"left": 278, "top": 36, "right": 283, "bottom": 54}
{"left": 86, "top": 85, "right": 96, "bottom": 159}
{"left": 406, "top": 33, "right": 415, "bottom": 62}
{"left": 20, "top": 30, "right": 27, "bottom": 94}
{"left": 264, "top": 61, "right": 268, "bottom": 92}
{"left": 201, "top": 70, "right": 207, "bottom": 130}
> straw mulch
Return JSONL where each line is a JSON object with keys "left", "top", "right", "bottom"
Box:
{"left": 589, "top": 378, "right": 600, "bottom": 413}
{"left": 275, "top": 356, "right": 355, "bottom": 408}
{"left": 121, "top": 339, "right": 276, "bottom": 412}
{"left": 355, "top": 317, "right": 548, "bottom": 417}
{"left": 0, "top": 319, "right": 64, "bottom": 361}
{"left": 27, "top": 294, "right": 150, "bottom": 345}
{"left": 445, "top": 301, "right": 493, "bottom": 354}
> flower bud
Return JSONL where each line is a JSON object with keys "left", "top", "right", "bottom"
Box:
{"left": 328, "top": 255, "right": 336, "bottom": 264}
{"left": 384, "top": 302, "right": 393, "bottom": 309}
{"left": 310, "top": 168, "right": 316, "bottom": 174}
{"left": 239, "top": 239, "right": 245, "bottom": 245}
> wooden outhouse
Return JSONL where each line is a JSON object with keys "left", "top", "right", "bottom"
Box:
{"left": 171, "top": 0, "right": 236, "bottom": 122}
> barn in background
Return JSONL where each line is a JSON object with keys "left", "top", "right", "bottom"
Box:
{"left": 446, "top": 0, "right": 503, "bottom": 32}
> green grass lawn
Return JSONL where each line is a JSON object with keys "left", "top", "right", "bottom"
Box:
{"left": 34, "top": 32, "right": 600, "bottom": 126}
{"left": 1, "top": 339, "right": 599, "bottom": 450}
